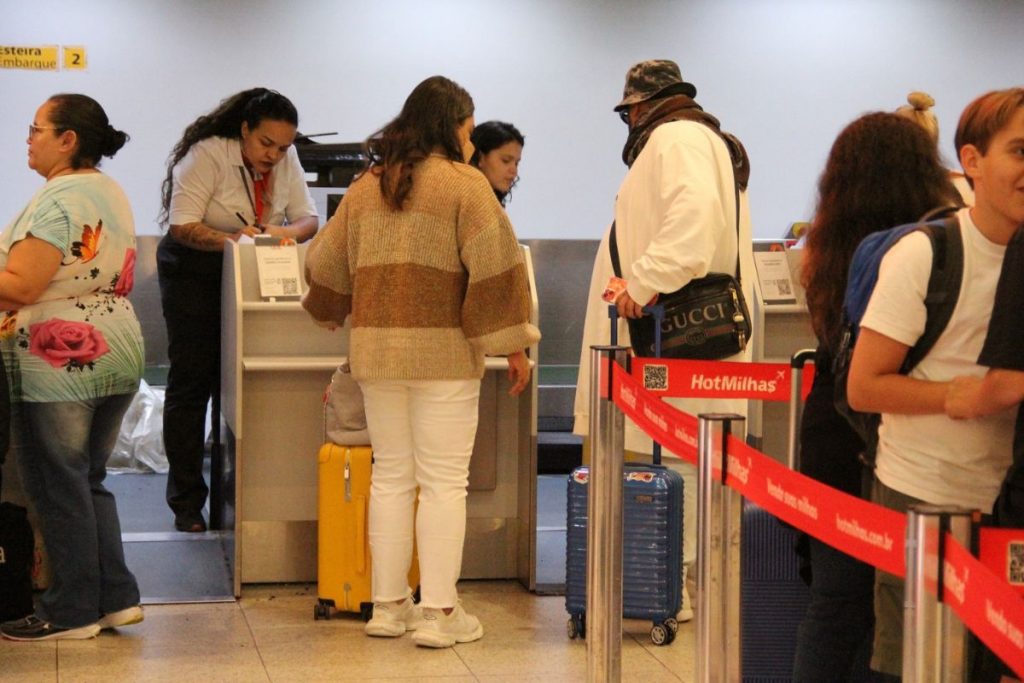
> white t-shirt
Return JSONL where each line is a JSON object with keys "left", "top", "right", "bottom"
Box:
{"left": 168, "top": 136, "right": 317, "bottom": 232}
{"left": 861, "top": 208, "right": 1015, "bottom": 511}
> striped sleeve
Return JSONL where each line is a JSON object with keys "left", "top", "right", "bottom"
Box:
{"left": 458, "top": 196, "right": 541, "bottom": 355}
{"left": 301, "top": 199, "right": 352, "bottom": 327}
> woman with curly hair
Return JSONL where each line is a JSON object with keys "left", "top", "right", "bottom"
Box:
{"left": 793, "top": 112, "right": 959, "bottom": 681}
{"left": 157, "top": 88, "right": 318, "bottom": 532}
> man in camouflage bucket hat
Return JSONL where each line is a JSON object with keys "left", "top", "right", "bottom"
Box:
{"left": 573, "top": 59, "right": 754, "bottom": 624}
{"left": 613, "top": 59, "right": 696, "bottom": 111}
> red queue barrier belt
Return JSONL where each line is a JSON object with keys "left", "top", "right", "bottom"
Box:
{"left": 609, "top": 359, "right": 1024, "bottom": 675}
{"left": 630, "top": 356, "right": 815, "bottom": 402}
{"left": 945, "top": 538, "right": 1024, "bottom": 675}
{"left": 612, "top": 363, "right": 904, "bottom": 576}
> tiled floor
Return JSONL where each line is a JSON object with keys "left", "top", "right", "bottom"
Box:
{"left": 1, "top": 581, "right": 695, "bottom": 682}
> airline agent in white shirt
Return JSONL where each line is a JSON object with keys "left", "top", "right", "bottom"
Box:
{"left": 156, "top": 88, "right": 318, "bottom": 532}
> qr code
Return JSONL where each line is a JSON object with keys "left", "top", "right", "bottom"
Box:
{"left": 770, "top": 279, "right": 793, "bottom": 296}
{"left": 1009, "top": 541, "right": 1024, "bottom": 584}
{"left": 281, "top": 278, "right": 299, "bottom": 295}
{"left": 643, "top": 364, "right": 668, "bottom": 391}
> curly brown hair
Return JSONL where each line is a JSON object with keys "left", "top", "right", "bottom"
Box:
{"left": 801, "top": 112, "right": 960, "bottom": 348}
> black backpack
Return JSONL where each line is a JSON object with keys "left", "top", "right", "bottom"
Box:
{"left": 0, "top": 348, "right": 31, "bottom": 622}
{"left": 0, "top": 494, "right": 34, "bottom": 621}
{"left": 832, "top": 208, "right": 963, "bottom": 464}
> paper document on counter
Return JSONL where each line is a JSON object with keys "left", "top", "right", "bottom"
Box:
{"left": 254, "top": 238, "right": 302, "bottom": 300}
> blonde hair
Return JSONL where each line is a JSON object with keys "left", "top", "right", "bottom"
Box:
{"left": 895, "top": 91, "right": 939, "bottom": 143}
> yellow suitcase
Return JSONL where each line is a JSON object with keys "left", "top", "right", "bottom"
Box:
{"left": 314, "top": 444, "right": 419, "bottom": 620}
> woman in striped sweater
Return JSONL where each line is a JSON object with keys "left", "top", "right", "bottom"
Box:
{"left": 303, "top": 75, "right": 539, "bottom": 648}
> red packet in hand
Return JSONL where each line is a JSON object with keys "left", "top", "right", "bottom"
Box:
{"left": 601, "top": 276, "right": 628, "bottom": 303}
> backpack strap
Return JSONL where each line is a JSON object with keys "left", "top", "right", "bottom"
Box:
{"left": 903, "top": 213, "right": 963, "bottom": 372}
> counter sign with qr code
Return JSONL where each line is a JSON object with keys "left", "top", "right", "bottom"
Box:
{"left": 253, "top": 237, "right": 302, "bottom": 300}
{"left": 753, "top": 240, "right": 797, "bottom": 304}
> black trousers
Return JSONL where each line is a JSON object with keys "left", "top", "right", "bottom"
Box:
{"left": 157, "top": 235, "right": 222, "bottom": 524}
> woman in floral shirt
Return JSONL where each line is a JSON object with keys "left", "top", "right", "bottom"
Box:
{"left": 0, "top": 94, "right": 145, "bottom": 642}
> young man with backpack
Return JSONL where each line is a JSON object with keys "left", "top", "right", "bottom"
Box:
{"left": 847, "top": 87, "right": 1024, "bottom": 680}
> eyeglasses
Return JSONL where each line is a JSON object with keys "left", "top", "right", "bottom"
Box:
{"left": 28, "top": 124, "right": 59, "bottom": 137}
{"left": 618, "top": 109, "right": 630, "bottom": 124}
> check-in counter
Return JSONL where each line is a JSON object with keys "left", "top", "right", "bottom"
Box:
{"left": 747, "top": 243, "right": 816, "bottom": 464}
{"left": 219, "top": 241, "right": 540, "bottom": 595}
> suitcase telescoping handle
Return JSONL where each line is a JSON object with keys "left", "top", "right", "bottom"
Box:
{"left": 787, "top": 349, "right": 816, "bottom": 471}
{"left": 607, "top": 304, "right": 666, "bottom": 466}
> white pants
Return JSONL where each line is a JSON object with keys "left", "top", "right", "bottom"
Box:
{"left": 361, "top": 378, "right": 480, "bottom": 609}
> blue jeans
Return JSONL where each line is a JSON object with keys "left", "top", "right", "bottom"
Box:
{"left": 14, "top": 394, "right": 140, "bottom": 628}
{"left": 792, "top": 536, "right": 876, "bottom": 682}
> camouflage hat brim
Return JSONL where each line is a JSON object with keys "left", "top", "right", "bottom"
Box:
{"left": 614, "top": 81, "right": 697, "bottom": 111}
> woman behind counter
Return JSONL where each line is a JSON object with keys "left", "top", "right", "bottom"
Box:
{"left": 469, "top": 120, "right": 523, "bottom": 206}
{"left": 157, "top": 88, "right": 318, "bottom": 533}
{"left": 0, "top": 94, "right": 144, "bottom": 641}
{"left": 303, "top": 76, "right": 539, "bottom": 648}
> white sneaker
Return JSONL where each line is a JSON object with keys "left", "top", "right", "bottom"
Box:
{"left": 98, "top": 606, "right": 144, "bottom": 630}
{"left": 676, "top": 585, "right": 694, "bottom": 623}
{"left": 412, "top": 604, "right": 483, "bottom": 648}
{"left": 365, "top": 598, "right": 422, "bottom": 637}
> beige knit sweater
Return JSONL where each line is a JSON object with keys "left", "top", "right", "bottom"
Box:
{"left": 302, "top": 156, "right": 541, "bottom": 381}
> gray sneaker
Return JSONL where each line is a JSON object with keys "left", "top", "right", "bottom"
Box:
{"left": 365, "top": 598, "right": 422, "bottom": 637}
{"left": 1, "top": 615, "right": 100, "bottom": 641}
{"left": 411, "top": 604, "right": 483, "bottom": 648}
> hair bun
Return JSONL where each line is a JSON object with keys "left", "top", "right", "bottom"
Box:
{"left": 907, "top": 91, "right": 935, "bottom": 111}
{"left": 101, "top": 126, "right": 129, "bottom": 157}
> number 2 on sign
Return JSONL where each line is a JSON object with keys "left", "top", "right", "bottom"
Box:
{"left": 62, "top": 46, "right": 86, "bottom": 70}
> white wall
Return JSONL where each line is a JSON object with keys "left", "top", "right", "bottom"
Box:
{"left": 1, "top": 0, "right": 1021, "bottom": 239}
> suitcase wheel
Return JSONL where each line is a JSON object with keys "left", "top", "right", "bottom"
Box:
{"left": 664, "top": 617, "right": 678, "bottom": 634}
{"left": 359, "top": 602, "right": 374, "bottom": 622}
{"left": 313, "top": 599, "right": 333, "bottom": 621}
{"left": 567, "top": 614, "right": 586, "bottom": 640}
{"left": 650, "top": 622, "right": 675, "bottom": 646}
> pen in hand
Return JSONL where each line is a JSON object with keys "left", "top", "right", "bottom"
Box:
{"left": 234, "top": 211, "right": 264, "bottom": 233}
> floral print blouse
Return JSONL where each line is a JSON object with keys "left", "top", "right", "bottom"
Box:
{"left": 0, "top": 173, "right": 144, "bottom": 402}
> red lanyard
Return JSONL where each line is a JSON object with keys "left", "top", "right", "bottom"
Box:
{"left": 240, "top": 165, "right": 269, "bottom": 226}
{"left": 252, "top": 173, "right": 267, "bottom": 225}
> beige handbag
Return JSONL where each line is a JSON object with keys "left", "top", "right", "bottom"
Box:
{"left": 323, "top": 361, "right": 370, "bottom": 446}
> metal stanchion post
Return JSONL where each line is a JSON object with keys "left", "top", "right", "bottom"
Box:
{"left": 902, "top": 505, "right": 972, "bottom": 682}
{"left": 587, "top": 345, "right": 628, "bottom": 683}
{"left": 696, "top": 413, "right": 744, "bottom": 683}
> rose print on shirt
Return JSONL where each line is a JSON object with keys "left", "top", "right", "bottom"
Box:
{"left": 62, "top": 219, "right": 102, "bottom": 266}
{"left": 113, "top": 248, "right": 136, "bottom": 297}
{"left": 29, "top": 318, "right": 109, "bottom": 371}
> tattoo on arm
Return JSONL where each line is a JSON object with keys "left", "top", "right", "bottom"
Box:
{"left": 169, "top": 223, "right": 231, "bottom": 252}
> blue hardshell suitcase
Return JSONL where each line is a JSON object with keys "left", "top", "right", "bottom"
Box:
{"left": 741, "top": 350, "right": 814, "bottom": 681}
{"left": 741, "top": 500, "right": 811, "bottom": 682}
{"left": 565, "top": 463, "right": 684, "bottom": 645}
